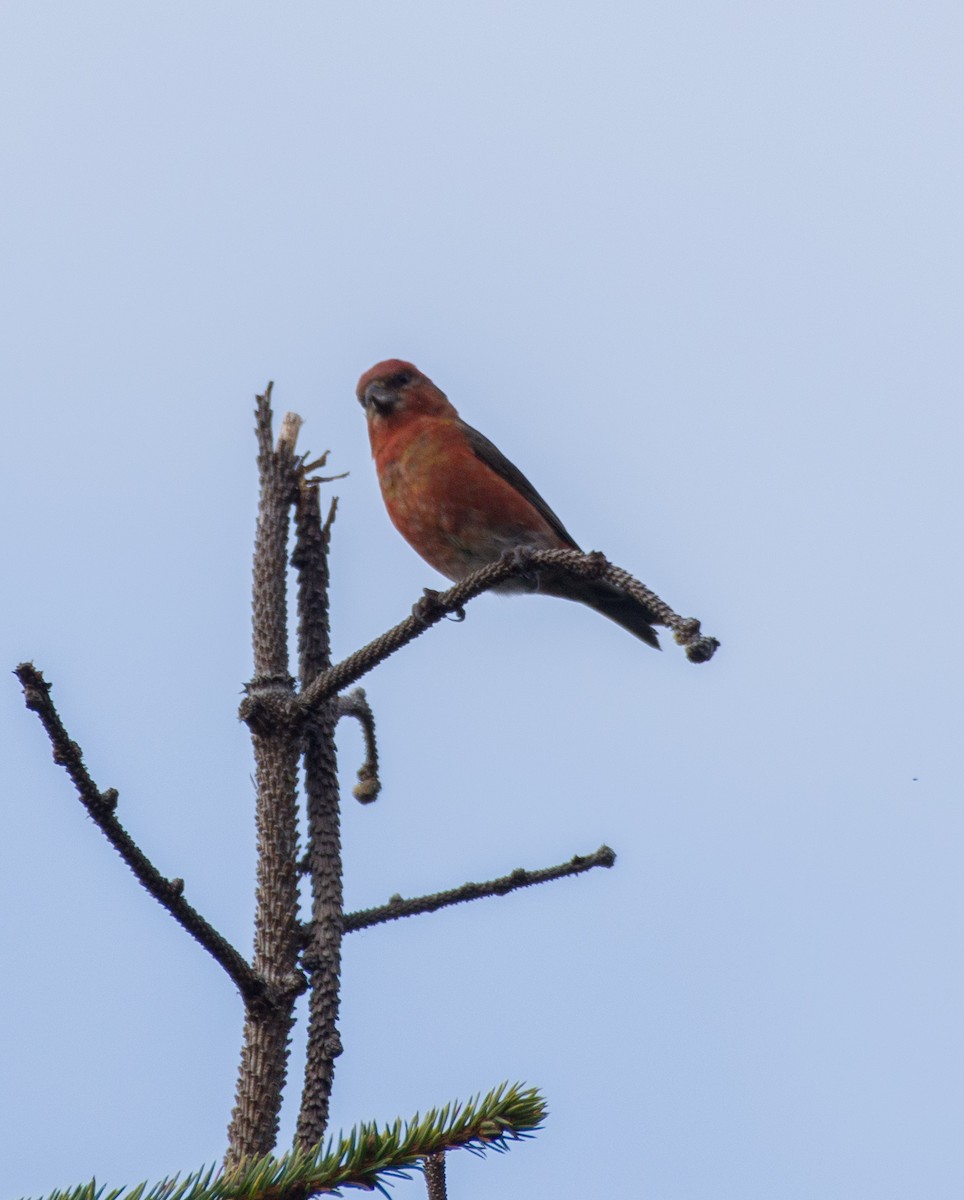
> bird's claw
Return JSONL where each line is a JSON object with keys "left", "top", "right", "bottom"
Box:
{"left": 502, "top": 545, "right": 540, "bottom": 591}
{"left": 412, "top": 589, "right": 466, "bottom": 626}
{"left": 412, "top": 588, "right": 445, "bottom": 626}
{"left": 584, "top": 549, "right": 611, "bottom": 577}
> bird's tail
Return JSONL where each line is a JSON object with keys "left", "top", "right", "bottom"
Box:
{"left": 541, "top": 574, "right": 661, "bottom": 648}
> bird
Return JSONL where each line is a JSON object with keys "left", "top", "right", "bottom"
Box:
{"left": 356, "top": 359, "right": 660, "bottom": 648}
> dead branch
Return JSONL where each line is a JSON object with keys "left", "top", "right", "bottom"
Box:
{"left": 14, "top": 661, "right": 265, "bottom": 1005}
{"left": 226, "top": 387, "right": 305, "bottom": 1169}
{"left": 293, "top": 476, "right": 344, "bottom": 1152}
{"left": 343, "top": 845, "right": 616, "bottom": 933}
{"left": 424, "top": 1152, "right": 447, "bottom": 1200}
{"left": 297, "top": 548, "right": 719, "bottom": 717}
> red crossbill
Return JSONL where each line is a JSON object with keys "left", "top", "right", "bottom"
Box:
{"left": 357, "top": 359, "right": 660, "bottom": 648}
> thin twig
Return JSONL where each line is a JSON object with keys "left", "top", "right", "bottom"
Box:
{"left": 298, "top": 549, "right": 718, "bottom": 716}
{"left": 337, "top": 688, "right": 380, "bottom": 804}
{"left": 343, "top": 845, "right": 616, "bottom": 933}
{"left": 14, "top": 662, "right": 263, "bottom": 1005}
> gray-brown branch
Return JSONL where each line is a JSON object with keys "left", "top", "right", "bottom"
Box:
{"left": 424, "top": 1152, "right": 447, "bottom": 1200}
{"left": 14, "top": 661, "right": 263, "bottom": 1005}
{"left": 226, "top": 387, "right": 305, "bottom": 1170}
{"left": 343, "top": 845, "right": 616, "bottom": 933}
{"left": 293, "top": 480, "right": 344, "bottom": 1152}
{"left": 295, "top": 548, "right": 718, "bottom": 717}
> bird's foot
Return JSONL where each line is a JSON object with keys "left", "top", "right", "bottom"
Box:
{"left": 501, "top": 545, "right": 540, "bottom": 591}
{"left": 583, "top": 549, "right": 611, "bottom": 577}
{"left": 412, "top": 588, "right": 446, "bottom": 626}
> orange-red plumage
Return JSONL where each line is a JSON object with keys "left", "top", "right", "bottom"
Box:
{"left": 357, "top": 359, "right": 660, "bottom": 647}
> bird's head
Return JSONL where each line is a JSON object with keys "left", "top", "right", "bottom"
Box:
{"left": 356, "top": 360, "right": 454, "bottom": 424}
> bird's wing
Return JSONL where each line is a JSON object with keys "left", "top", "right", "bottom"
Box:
{"left": 459, "top": 419, "right": 582, "bottom": 550}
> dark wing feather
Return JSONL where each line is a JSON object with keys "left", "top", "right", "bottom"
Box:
{"left": 459, "top": 419, "right": 581, "bottom": 550}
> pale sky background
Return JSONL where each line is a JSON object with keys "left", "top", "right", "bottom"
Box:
{"left": 2, "top": 3, "right": 963, "bottom": 1197}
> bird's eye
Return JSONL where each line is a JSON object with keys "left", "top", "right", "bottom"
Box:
{"left": 386, "top": 370, "right": 413, "bottom": 389}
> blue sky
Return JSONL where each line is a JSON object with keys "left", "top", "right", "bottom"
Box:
{"left": 2, "top": 3, "right": 963, "bottom": 1197}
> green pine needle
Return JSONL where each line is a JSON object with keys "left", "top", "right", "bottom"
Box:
{"left": 22, "top": 1082, "right": 546, "bottom": 1200}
